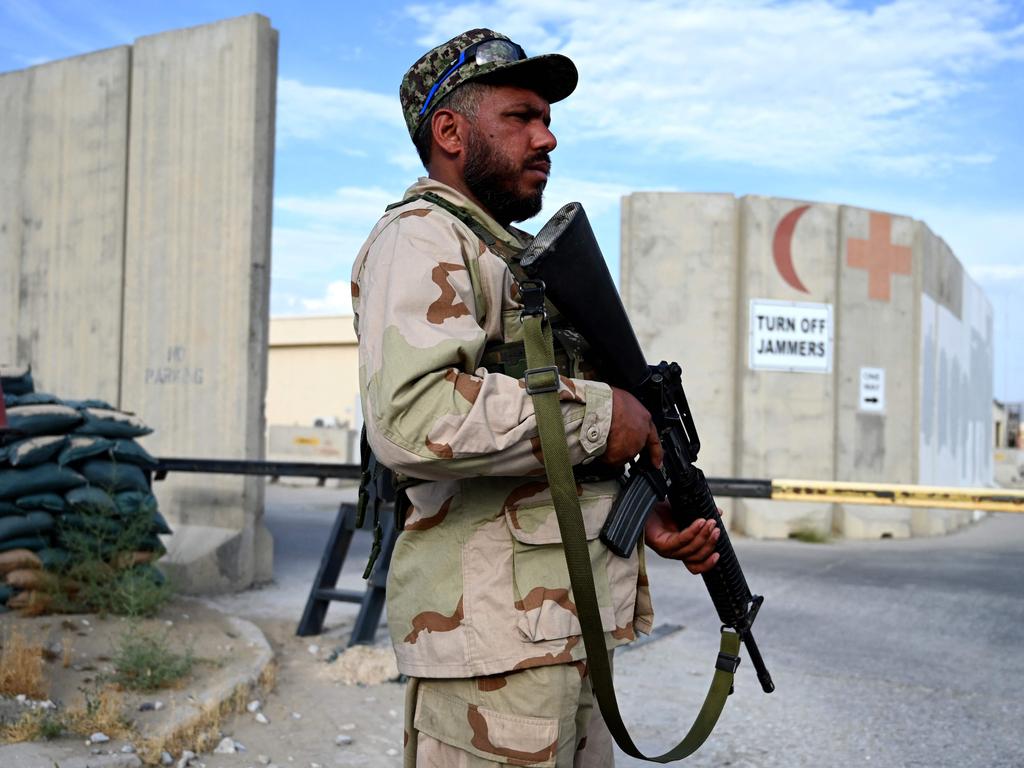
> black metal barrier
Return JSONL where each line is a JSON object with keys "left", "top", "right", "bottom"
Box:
{"left": 152, "top": 458, "right": 773, "bottom": 645}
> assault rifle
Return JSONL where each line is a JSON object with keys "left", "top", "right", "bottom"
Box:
{"left": 520, "top": 203, "right": 775, "bottom": 696}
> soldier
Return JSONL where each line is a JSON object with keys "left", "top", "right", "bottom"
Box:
{"left": 353, "top": 28, "right": 720, "bottom": 767}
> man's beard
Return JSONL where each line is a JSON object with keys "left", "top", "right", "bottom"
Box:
{"left": 463, "top": 131, "right": 547, "bottom": 225}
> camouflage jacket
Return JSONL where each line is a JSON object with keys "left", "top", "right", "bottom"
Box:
{"left": 352, "top": 178, "right": 653, "bottom": 678}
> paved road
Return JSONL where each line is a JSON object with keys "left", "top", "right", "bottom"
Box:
{"left": 254, "top": 485, "right": 1024, "bottom": 767}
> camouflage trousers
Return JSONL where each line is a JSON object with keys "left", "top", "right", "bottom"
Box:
{"left": 404, "top": 655, "right": 614, "bottom": 767}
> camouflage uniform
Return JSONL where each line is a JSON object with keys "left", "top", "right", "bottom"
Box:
{"left": 352, "top": 179, "right": 653, "bottom": 766}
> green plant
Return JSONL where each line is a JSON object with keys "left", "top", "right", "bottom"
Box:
{"left": 788, "top": 526, "right": 830, "bottom": 544}
{"left": 51, "top": 493, "right": 171, "bottom": 618}
{"left": 110, "top": 629, "right": 193, "bottom": 692}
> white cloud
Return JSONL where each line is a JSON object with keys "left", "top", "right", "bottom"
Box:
{"left": 968, "top": 264, "right": 1024, "bottom": 282}
{"left": 298, "top": 280, "right": 355, "bottom": 315}
{"left": 407, "top": 0, "right": 1023, "bottom": 174}
{"left": 276, "top": 78, "right": 403, "bottom": 143}
{"left": 276, "top": 185, "right": 400, "bottom": 225}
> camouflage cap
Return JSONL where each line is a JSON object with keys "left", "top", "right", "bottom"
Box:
{"left": 400, "top": 28, "right": 578, "bottom": 140}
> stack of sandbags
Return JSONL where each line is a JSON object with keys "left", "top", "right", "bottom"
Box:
{"left": 0, "top": 365, "right": 171, "bottom": 612}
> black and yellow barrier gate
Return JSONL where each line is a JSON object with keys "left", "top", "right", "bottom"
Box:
{"left": 763, "top": 479, "right": 1024, "bottom": 513}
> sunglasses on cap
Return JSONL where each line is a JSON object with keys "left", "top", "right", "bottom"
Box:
{"left": 418, "top": 38, "right": 528, "bottom": 117}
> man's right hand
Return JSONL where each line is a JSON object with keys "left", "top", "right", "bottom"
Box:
{"left": 601, "top": 387, "right": 663, "bottom": 468}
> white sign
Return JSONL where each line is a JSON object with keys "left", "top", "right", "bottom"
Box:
{"left": 749, "top": 299, "right": 833, "bottom": 373}
{"left": 859, "top": 367, "right": 885, "bottom": 412}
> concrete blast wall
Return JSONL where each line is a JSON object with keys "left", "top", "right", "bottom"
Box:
{"left": 0, "top": 15, "right": 277, "bottom": 591}
{"left": 622, "top": 193, "right": 993, "bottom": 539}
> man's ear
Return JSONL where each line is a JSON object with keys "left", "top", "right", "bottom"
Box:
{"left": 431, "top": 109, "right": 466, "bottom": 157}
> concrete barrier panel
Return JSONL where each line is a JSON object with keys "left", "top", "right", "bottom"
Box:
{"left": 735, "top": 197, "right": 838, "bottom": 538}
{"left": 120, "top": 15, "right": 277, "bottom": 592}
{"left": 621, "top": 192, "right": 739, "bottom": 479}
{"left": 0, "top": 49, "right": 130, "bottom": 402}
{"left": 833, "top": 206, "right": 920, "bottom": 537}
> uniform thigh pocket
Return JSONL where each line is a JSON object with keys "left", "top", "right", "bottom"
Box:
{"left": 415, "top": 687, "right": 559, "bottom": 767}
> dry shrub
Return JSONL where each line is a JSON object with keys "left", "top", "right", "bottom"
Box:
{"left": 0, "top": 628, "right": 47, "bottom": 699}
{"left": 62, "top": 684, "right": 132, "bottom": 741}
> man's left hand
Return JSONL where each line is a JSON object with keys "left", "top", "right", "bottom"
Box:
{"left": 644, "top": 500, "right": 721, "bottom": 574}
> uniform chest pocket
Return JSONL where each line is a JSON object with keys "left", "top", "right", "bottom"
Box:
{"left": 504, "top": 491, "right": 619, "bottom": 642}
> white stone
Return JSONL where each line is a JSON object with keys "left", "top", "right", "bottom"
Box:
{"left": 385, "top": 748, "right": 399, "bottom": 757}
{"left": 247, "top": 700, "right": 262, "bottom": 713}
{"left": 335, "top": 735, "right": 353, "bottom": 746}
{"left": 90, "top": 732, "right": 110, "bottom": 743}
{"left": 255, "top": 712, "right": 269, "bottom": 724}
{"left": 339, "top": 723, "right": 356, "bottom": 731}
{"left": 291, "top": 711, "right": 301, "bottom": 720}
{"left": 154, "top": 700, "right": 165, "bottom": 711}
{"left": 307, "top": 644, "right": 319, "bottom": 655}
{"left": 161, "top": 751, "right": 174, "bottom": 765}
{"left": 257, "top": 756, "right": 270, "bottom": 765}
{"left": 121, "top": 743, "right": 136, "bottom": 753}
{"left": 15, "top": 694, "right": 26, "bottom": 703}
{"left": 214, "top": 737, "right": 237, "bottom": 754}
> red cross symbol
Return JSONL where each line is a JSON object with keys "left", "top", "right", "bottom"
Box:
{"left": 846, "top": 212, "right": 912, "bottom": 302}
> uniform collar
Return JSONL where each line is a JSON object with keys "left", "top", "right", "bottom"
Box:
{"left": 406, "top": 178, "right": 526, "bottom": 250}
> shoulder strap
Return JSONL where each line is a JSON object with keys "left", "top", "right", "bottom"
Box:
{"left": 519, "top": 283, "right": 740, "bottom": 763}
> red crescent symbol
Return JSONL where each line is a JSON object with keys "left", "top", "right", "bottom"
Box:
{"left": 772, "top": 205, "right": 811, "bottom": 293}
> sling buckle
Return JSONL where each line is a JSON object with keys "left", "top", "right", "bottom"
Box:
{"left": 524, "top": 366, "right": 560, "bottom": 395}
{"left": 716, "top": 650, "right": 741, "bottom": 674}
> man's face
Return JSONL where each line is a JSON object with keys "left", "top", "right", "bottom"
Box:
{"left": 461, "top": 85, "right": 556, "bottom": 225}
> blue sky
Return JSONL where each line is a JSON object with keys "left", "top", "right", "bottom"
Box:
{"left": 2, "top": 0, "right": 1022, "bottom": 400}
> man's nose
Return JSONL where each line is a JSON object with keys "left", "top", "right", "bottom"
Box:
{"left": 533, "top": 122, "right": 557, "bottom": 152}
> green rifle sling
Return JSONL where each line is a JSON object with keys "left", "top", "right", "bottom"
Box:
{"left": 521, "top": 308, "right": 740, "bottom": 763}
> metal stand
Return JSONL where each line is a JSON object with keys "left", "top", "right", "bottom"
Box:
{"left": 296, "top": 501, "right": 399, "bottom": 644}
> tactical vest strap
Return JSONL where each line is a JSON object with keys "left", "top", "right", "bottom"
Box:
{"left": 520, "top": 285, "right": 738, "bottom": 763}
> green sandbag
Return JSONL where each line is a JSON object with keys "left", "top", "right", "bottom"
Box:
{"left": 75, "top": 408, "right": 152, "bottom": 439}
{"left": 0, "top": 535, "right": 49, "bottom": 553}
{"left": 0, "top": 511, "right": 55, "bottom": 540}
{"left": 110, "top": 440, "right": 158, "bottom": 468}
{"left": 64, "top": 398, "right": 115, "bottom": 411}
{"left": 8, "top": 435, "right": 68, "bottom": 468}
{"left": 37, "top": 547, "right": 71, "bottom": 571}
{"left": 150, "top": 510, "right": 173, "bottom": 536}
{"left": 16, "top": 493, "right": 67, "bottom": 513}
{"left": 59, "top": 513, "right": 123, "bottom": 536}
{"left": 80, "top": 460, "right": 149, "bottom": 493}
{"left": 5, "top": 404, "right": 82, "bottom": 437}
{"left": 65, "top": 486, "right": 118, "bottom": 516}
{"left": 114, "top": 491, "right": 159, "bottom": 519}
{"left": 58, "top": 436, "right": 114, "bottom": 466}
{"left": 0, "top": 463, "right": 87, "bottom": 500}
{"left": 5, "top": 392, "right": 59, "bottom": 407}
{"left": 137, "top": 534, "right": 167, "bottom": 554}
{"left": 126, "top": 563, "right": 166, "bottom": 586}
{"left": 0, "top": 501, "right": 20, "bottom": 516}
{"left": 0, "top": 365, "right": 34, "bottom": 396}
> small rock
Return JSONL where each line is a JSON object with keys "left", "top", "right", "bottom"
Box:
{"left": 177, "top": 749, "right": 196, "bottom": 768}
{"left": 257, "top": 756, "right": 271, "bottom": 765}
{"left": 121, "top": 743, "right": 136, "bottom": 753}
{"left": 335, "top": 734, "right": 353, "bottom": 746}
{"left": 307, "top": 644, "right": 319, "bottom": 655}
{"left": 154, "top": 700, "right": 165, "bottom": 711}
{"left": 40, "top": 699, "right": 56, "bottom": 710}
{"left": 388, "top": 708, "right": 397, "bottom": 718}
{"left": 161, "top": 751, "right": 173, "bottom": 765}
{"left": 182, "top": 613, "right": 190, "bottom": 620}
{"left": 81, "top": 619, "right": 90, "bottom": 626}
{"left": 385, "top": 748, "right": 399, "bottom": 757}
{"left": 291, "top": 711, "right": 302, "bottom": 720}
{"left": 15, "top": 694, "right": 26, "bottom": 704}
{"left": 91, "top": 748, "right": 104, "bottom": 755}
{"left": 311, "top": 764, "right": 321, "bottom": 768}
{"left": 339, "top": 723, "right": 356, "bottom": 731}
{"left": 255, "top": 712, "right": 269, "bottom": 724}
{"left": 139, "top": 701, "right": 157, "bottom": 711}
{"left": 90, "top": 732, "right": 110, "bottom": 744}
{"left": 214, "top": 736, "right": 237, "bottom": 754}
{"left": 247, "top": 699, "right": 262, "bottom": 713}
{"left": 165, "top": 620, "right": 174, "bottom": 627}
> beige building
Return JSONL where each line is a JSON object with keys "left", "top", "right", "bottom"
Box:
{"left": 267, "top": 315, "right": 360, "bottom": 430}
